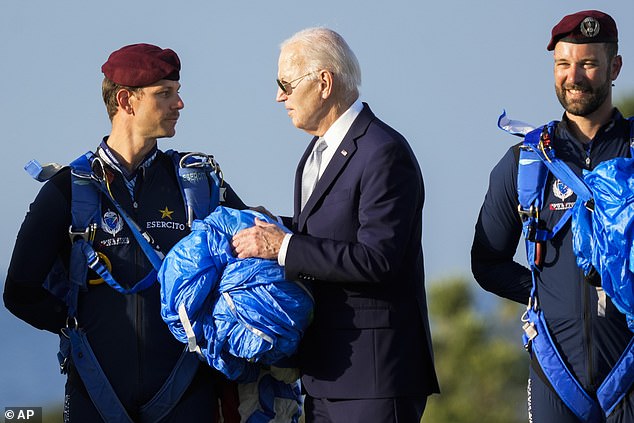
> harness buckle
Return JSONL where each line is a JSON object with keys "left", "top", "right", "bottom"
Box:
{"left": 522, "top": 321, "right": 538, "bottom": 350}
{"left": 518, "top": 204, "right": 539, "bottom": 220}
{"left": 521, "top": 300, "right": 539, "bottom": 350}
{"left": 69, "top": 223, "right": 97, "bottom": 243}
{"left": 518, "top": 205, "right": 539, "bottom": 242}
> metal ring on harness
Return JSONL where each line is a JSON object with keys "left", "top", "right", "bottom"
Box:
{"left": 179, "top": 152, "right": 215, "bottom": 168}
{"left": 61, "top": 316, "right": 79, "bottom": 338}
{"left": 90, "top": 157, "right": 108, "bottom": 183}
{"left": 521, "top": 296, "right": 539, "bottom": 321}
{"left": 88, "top": 252, "right": 113, "bottom": 286}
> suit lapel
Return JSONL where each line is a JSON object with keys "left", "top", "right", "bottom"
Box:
{"left": 297, "top": 104, "right": 375, "bottom": 231}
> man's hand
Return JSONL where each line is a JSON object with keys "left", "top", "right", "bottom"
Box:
{"left": 231, "top": 217, "right": 286, "bottom": 260}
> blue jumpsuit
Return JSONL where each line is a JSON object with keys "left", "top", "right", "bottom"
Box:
{"left": 3, "top": 141, "right": 246, "bottom": 422}
{"left": 471, "top": 111, "right": 634, "bottom": 422}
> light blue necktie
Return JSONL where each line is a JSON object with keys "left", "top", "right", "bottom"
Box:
{"left": 301, "top": 138, "right": 327, "bottom": 209}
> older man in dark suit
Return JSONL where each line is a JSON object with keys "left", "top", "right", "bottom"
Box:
{"left": 232, "top": 27, "right": 439, "bottom": 423}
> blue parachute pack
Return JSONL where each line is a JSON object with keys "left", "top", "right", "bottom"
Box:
{"left": 498, "top": 112, "right": 634, "bottom": 422}
{"left": 158, "top": 206, "right": 314, "bottom": 423}
{"left": 25, "top": 149, "right": 224, "bottom": 423}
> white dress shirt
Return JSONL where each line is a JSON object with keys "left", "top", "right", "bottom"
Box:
{"left": 278, "top": 99, "right": 364, "bottom": 266}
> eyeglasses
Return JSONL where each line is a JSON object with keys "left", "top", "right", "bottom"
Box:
{"left": 276, "top": 72, "right": 314, "bottom": 95}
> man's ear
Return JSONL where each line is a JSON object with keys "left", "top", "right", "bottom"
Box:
{"left": 319, "top": 70, "right": 334, "bottom": 100}
{"left": 611, "top": 54, "right": 623, "bottom": 81}
{"left": 116, "top": 89, "right": 135, "bottom": 115}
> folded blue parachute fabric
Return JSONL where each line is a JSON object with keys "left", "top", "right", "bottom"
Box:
{"left": 159, "top": 206, "right": 314, "bottom": 381}
{"left": 572, "top": 157, "right": 634, "bottom": 331}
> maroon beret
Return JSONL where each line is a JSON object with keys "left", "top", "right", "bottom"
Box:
{"left": 547, "top": 10, "right": 618, "bottom": 51}
{"left": 101, "top": 43, "right": 181, "bottom": 87}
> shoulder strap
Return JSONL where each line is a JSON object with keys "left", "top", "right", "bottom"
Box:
{"left": 165, "top": 150, "right": 224, "bottom": 227}
{"left": 72, "top": 153, "right": 162, "bottom": 293}
{"left": 517, "top": 123, "right": 593, "bottom": 260}
{"left": 523, "top": 124, "right": 593, "bottom": 203}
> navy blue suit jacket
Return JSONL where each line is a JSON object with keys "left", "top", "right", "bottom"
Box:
{"left": 284, "top": 103, "right": 439, "bottom": 399}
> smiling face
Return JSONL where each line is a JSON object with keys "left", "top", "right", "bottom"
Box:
{"left": 553, "top": 41, "right": 620, "bottom": 118}
{"left": 129, "top": 79, "right": 184, "bottom": 139}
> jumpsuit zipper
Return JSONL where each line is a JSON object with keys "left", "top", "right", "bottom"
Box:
{"left": 132, "top": 195, "right": 144, "bottom": 402}
{"left": 583, "top": 277, "right": 596, "bottom": 390}
{"left": 582, "top": 142, "right": 595, "bottom": 390}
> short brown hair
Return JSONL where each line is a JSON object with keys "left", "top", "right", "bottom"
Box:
{"left": 605, "top": 42, "right": 619, "bottom": 60}
{"left": 102, "top": 77, "right": 143, "bottom": 121}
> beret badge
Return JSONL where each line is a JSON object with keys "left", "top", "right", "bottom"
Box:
{"left": 580, "top": 17, "right": 600, "bottom": 38}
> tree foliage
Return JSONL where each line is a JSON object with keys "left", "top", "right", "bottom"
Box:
{"left": 616, "top": 92, "right": 634, "bottom": 117}
{"left": 423, "top": 277, "right": 527, "bottom": 423}
{"left": 41, "top": 406, "right": 63, "bottom": 423}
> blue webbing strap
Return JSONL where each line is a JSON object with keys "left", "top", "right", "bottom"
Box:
{"left": 67, "top": 328, "right": 200, "bottom": 423}
{"left": 518, "top": 125, "right": 592, "bottom": 272}
{"left": 525, "top": 307, "right": 602, "bottom": 422}
{"left": 165, "top": 150, "right": 222, "bottom": 227}
{"left": 67, "top": 328, "right": 135, "bottom": 423}
{"left": 81, "top": 242, "right": 157, "bottom": 295}
{"left": 517, "top": 147, "right": 549, "bottom": 212}
{"left": 66, "top": 152, "right": 101, "bottom": 316}
{"left": 138, "top": 348, "right": 200, "bottom": 423}
{"left": 92, "top": 181, "right": 165, "bottom": 272}
{"left": 517, "top": 153, "right": 575, "bottom": 239}
{"left": 179, "top": 166, "right": 213, "bottom": 221}
{"left": 597, "top": 338, "right": 634, "bottom": 416}
{"left": 523, "top": 125, "right": 593, "bottom": 203}
{"left": 517, "top": 146, "right": 550, "bottom": 272}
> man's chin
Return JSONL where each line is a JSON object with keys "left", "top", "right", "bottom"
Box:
{"left": 560, "top": 97, "right": 597, "bottom": 117}
{"left": 565, "top": 104, "right": 595, "bottom": 117}
{"left": 156, "top": 132, "right": 176, "bottom": 140}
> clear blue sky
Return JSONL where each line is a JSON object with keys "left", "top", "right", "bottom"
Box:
{"left": 1, "top": 0, "right": 633, "bottom": 408}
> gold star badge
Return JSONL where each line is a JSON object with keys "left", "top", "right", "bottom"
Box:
{"left": 159, "top": 206, "right": 174, "bottom": 220}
